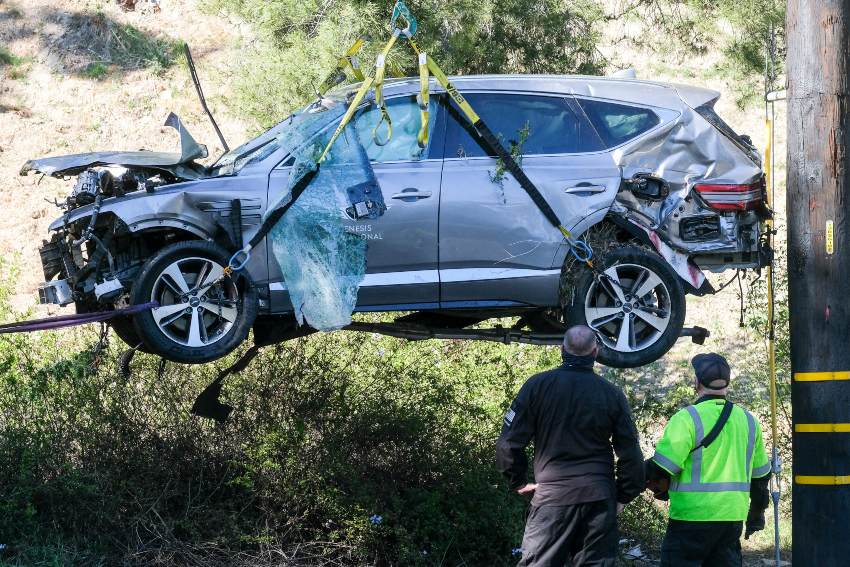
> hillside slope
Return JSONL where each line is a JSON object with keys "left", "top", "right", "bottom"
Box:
{"left": 0, "top": 0, "right": 249, "bottom": 309}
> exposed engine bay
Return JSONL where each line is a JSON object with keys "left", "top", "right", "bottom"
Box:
{"left": 30, "top": 113, "right": 212, "bottom": 312}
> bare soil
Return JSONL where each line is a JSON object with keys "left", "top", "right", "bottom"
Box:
{"left": 0, "top": 0, "right": 249, "bottom": 310}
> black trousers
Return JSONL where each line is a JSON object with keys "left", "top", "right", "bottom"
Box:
{"left": 660, "top": 519, "right": 743, "bottom": 567}
{"left": 517, "top": 499, "right": 617, "bottom": 567}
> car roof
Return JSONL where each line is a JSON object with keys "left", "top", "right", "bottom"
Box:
{"left": 373, "top": 74, "right": 719, "bottom": 110}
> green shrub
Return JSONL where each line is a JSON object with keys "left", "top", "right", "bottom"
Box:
{"left": 206, "top": 0, "right": 605, "bottom": 126}
{"left": 111, "top": 21, "right": 182, "bottom": 74}
{"left": 82, "top": 62, "right": 109, "bottom": 80}
{"left": 0, "top": 271, "right": 567, "bottom": 565}
{"left": 0, "top": 45, "right": 22, "bottom": 66}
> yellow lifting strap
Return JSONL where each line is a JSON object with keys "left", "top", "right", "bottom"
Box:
{"left": 316, "top": 27, "right": 404, "bottom": 163}
{"left": 317, "top": 77, "right": 376, "bottom": 163}
{"left": 405, "top": 37, "right": 431, "bottom": 148}
{"left": 313, "top": 0, "right": 591, "bottom": 268}
{"left": 372, "top": 31, "right": 401, "bottom": 146}
{"left": 317, "top": 38, "right": 366, "bottom": 96}
{"left": 764, "top": 116, "right": 779, "bottom": 451}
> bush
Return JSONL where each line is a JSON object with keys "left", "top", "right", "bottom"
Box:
{"left": 206, "top": 0, "right": 605, "bottom": 126}
{"left": 0, "top": 274, "right": 568, "bottom": 566}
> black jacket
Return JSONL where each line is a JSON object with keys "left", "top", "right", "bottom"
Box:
{"left": 496, "top": 362, "right": 645, "bottom": 504}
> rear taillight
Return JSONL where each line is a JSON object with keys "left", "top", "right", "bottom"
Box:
{"left": 694, "top": 177, "right": 765, "bottom": 211}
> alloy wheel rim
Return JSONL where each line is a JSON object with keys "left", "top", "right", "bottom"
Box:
{"left": 149, "top": 257, "right": 239, "bottom": 347}
{"left": 584, "top": 262, "right": 672, "bottom": 353}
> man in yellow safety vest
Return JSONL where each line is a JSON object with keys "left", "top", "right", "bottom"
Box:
{"left": 646, "top": 353, "right": 772, "bottom": 566}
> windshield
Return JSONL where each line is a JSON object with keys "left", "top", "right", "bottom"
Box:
{"left": 210, "top": 96, "right": 347, "bottom": 176}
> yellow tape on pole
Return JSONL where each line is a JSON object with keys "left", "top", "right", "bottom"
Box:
{"left": 794, "top": 371, "right": 850, "bottom": 382}
{"left": 795, "top": 475, "right": 850, "bottom": 485}
{"left": 796, "top": 423, "right": 850, "bottom": 433}
{"left": 764, "top": 116, "right": 779, "bottom": 464}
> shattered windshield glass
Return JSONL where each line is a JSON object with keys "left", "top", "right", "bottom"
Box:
{"left": 264, "top": 99, "right": 388, "bottom": 331}
{"left": 211, "top": 97, "right": 346, "bottom": 176}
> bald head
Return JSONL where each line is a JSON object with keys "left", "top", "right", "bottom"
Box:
{"left": 563, "top": 325, "right": 598, "bottom": 356}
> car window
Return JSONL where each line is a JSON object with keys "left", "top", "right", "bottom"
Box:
{"left": 576, "top": 98, "right": 660, "bottom": 148}
{"left": 353, "top": 96, "right": 438, "bottom": 162}
{"left": 442, "top": 93, "right": 604, "bottom": 159}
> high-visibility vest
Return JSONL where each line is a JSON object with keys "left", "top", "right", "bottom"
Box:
{"left": 652, "top": 398, "right": 771, "bottom": 521}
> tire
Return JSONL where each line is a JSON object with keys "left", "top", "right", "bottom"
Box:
{"left": 110, "top": 316, "right": 151, "bottom": 352}
{"left": 565, "top": 245, "right": 685, "bottom": 368}
{"left": 129, "top": 240, "right": 258, "bottom": 364}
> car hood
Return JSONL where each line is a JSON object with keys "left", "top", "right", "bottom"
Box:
{"left": 20, "top": 113, "right": 209, "bottom": 179}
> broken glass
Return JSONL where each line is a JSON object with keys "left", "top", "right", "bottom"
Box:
{"left": 267, "top": 105, "right": 386, "bottom": 331}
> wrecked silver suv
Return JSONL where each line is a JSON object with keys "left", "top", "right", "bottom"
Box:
{"left": 23, "top": 75, "right": 769, "bottom": 367}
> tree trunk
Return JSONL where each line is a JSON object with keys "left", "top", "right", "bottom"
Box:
{"left": 786, "top": 1, "right": 850, "bottom": 565}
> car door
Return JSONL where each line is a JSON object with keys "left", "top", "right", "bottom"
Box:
{"left": 438, "top": 91, "right": 621, "bottom": 306}
{"left": 267, "top": 94, "right": 442, "bottom": 311}
{"left": 348, "top": 95, "right": 442, "bottom": 308}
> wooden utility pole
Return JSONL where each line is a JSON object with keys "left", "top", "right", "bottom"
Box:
{"left": 786, "top": 1, "right": 850, "bottom": 564}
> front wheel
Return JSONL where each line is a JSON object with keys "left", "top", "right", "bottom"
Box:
{"left": 565, "top": 245, "right": 685, "bottom": 368}
{"left": 129, "top": 241, "right": 258, "bottom": 364}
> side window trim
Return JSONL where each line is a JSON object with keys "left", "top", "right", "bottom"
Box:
{"left": 573, "top": 96, "right": 663, "bottom": 150}
{"left": 440, "top": 91, "right": 607, "bottom": 159}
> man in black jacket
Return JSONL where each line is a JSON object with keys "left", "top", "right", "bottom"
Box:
{"left": 496, "top": 325, "right": 644, "bottom": 567}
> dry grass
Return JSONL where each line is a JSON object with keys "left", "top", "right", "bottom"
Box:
{"left": 0, "top": 0, "right": 250, "bottom": 310}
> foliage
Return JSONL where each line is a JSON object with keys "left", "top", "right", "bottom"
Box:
{"left": 82, "top": 62, "right": 109, "bottom": 80}
{"left": 0, "top": 263, "right": 567, "bottom": 566}
{"left": 206, "top": 0, "right": 605, "bottom": 126}
{"left": 56, "top": 11, "right": 182, "bottom": 79}
{"left": 625, "top": 0, "right": 786, "bottom": 106}
{"left": 0, "top": 45, "right": 22, "bottom": 66}
{"left": 0, "top": 248, "right": 794, "bottom": 563}
{"left": 0, "top": 45, "right": 29, "bottom": 80}
{"left": 488, "top": 120, "right": 531, "bottom": 198}
{"left": 109, "top": 19, "right": 182, "bottom": 75}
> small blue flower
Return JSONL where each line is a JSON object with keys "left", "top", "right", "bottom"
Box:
{"left": 511, "top": 547, "right": 523, "bottom": 556}
{"left": 378, "top": 348, "right": 386, "bottom": 357}
{"left": 369, "top": 514, "right": 383, "bottom": 525}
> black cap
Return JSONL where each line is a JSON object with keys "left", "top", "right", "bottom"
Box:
{"left": 691, "top": 353, "right": 731, "bottom": 389}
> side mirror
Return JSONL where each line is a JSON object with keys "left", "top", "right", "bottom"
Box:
{"left": 622, "top": 173, "right": 669, "bottom": 201}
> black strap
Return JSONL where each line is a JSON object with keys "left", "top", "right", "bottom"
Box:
{"left": 690, "top": 401, "right": 735, "bottom": 453}
{"left": 246, "top": 167, "right": 319, "bottom": 251}
{"left": 191, "top": 345, "right": 262, "bottom": 423}
{"left": 471, "top": 119, "right": 564, "bottom": 231}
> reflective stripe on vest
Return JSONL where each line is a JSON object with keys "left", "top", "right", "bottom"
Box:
{"left": 652, "top": 450, "right": 682, "bottom": 475}
{"left": 669, "top": 403, "right": 756, "bottom": 493}
{"left": 753, "top": 462, "right": 771, "bottom": 477}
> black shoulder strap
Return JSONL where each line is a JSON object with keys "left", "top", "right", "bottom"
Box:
{"left": 690, "top": 401, "right": 735, "bottom": 453}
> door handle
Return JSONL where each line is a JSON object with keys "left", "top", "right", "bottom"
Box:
{"left": 391, "top": 188, "right": 432, "bottom": 200}
{"left": 564, "top": 184, "right": 607, "bottom": 194}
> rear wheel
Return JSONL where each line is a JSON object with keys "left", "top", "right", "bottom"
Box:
{"left": 565, "top": 245, "right": 685, "bottom": 368}
{"left": 130, "top": 241, "right": 257, "bottom": 364}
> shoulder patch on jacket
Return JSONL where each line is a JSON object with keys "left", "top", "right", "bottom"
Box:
{"left": 504, "top": 408, "right": 516, "bottom": 427}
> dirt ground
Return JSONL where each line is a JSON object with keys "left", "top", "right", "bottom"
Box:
{"left": 0, "top": 0, "right": 250, "bottom": 310}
